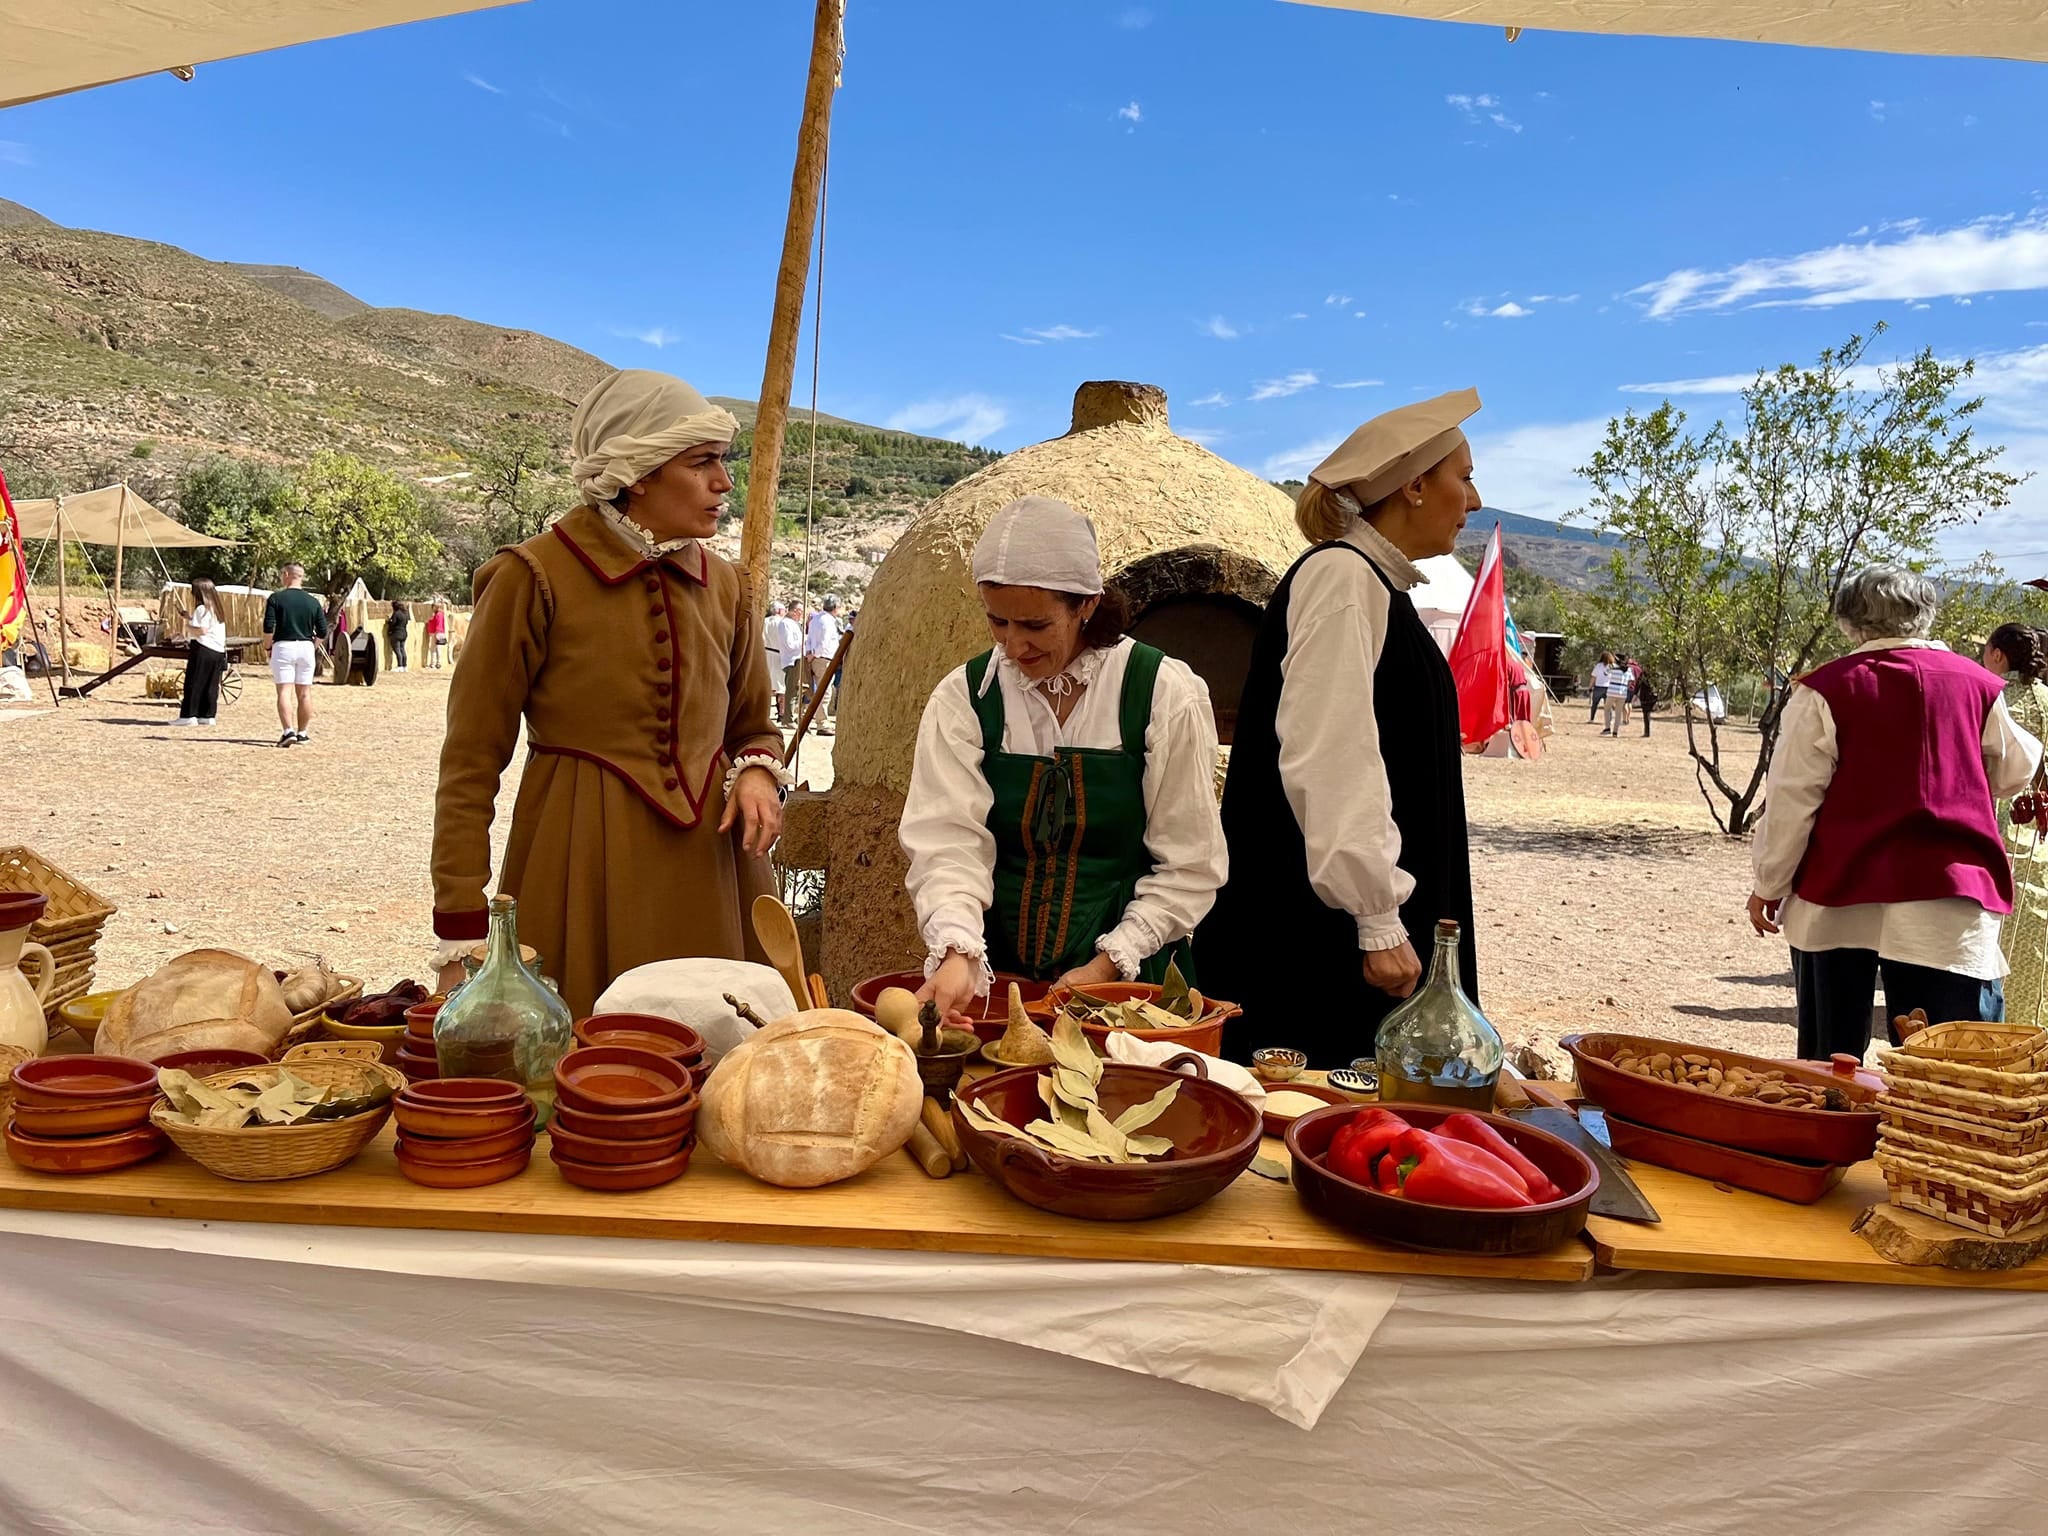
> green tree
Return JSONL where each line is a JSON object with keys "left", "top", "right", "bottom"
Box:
{"left": 469, "top": 423, "right": 571, "bottom": 552}
{"left": 171, "top": 456, "right": 298, "bottom": 584}
{"left": 1573, "top": 327, "right": 2019, "bottom": 835}
{"left": 288, "top": 451, "right": 443, "bottom": 595}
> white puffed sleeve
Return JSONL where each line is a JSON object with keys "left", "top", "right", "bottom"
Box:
{"left": 899, "top": 667, "right": 998, "bottom": 986}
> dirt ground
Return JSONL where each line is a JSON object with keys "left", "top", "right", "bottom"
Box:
{"left": 3, "top": 667, "right": 1797, "bottom": 1064}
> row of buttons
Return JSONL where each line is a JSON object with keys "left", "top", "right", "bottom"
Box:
{"left": 649, "top": 572, "right": 680, "bottom": 791}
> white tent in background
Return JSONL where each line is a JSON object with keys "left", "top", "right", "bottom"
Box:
{"left": 1410, "top": 554, "right": 1476, "bottom": 655}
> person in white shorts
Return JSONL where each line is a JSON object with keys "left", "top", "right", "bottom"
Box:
{"left": 262, "top": 562, "right": 327, "bottom": 747}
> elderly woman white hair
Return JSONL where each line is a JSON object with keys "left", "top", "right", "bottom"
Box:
{"left": 430, "top": 369, "right": 789, "bottom": 1017}
{"left": 1749, "top": 564, "right": 2042, "bottom": 1057}
{"left": 899, "top": 495, "right": 1227, "bottom": 1021}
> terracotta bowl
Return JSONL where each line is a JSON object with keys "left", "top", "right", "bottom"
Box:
{"left": 547, "top": 1122, "right": 688, "bottom": 1166}
{"left": 152, "top": 1048, "right": 270, "bottom": 1077}
{"left": 0, "top": 891, "right": 48, "bottom": 929}
{"left": 549, "top": 1096, "right": 697, "bottom": 1143}
{"left": 4, "top": 1120, "right": 166, "bottom": 1175}
{"left": 573, "top": 1013, "right": 705, "bottom": 1063}
{"left": 398, "top": 1059, "right": 441, "bottom": 1085}
{"left": 550, "top": 1139, "right": 694, "bottom": 1191}
{"left": 11, "top": 1055, "right": 159, "bottom": 1109}
{"left": 553, "top": 1045, "right": 694, "bottom": 1116}
{"left": 395, "top": 1120, "right": 537, "bottom": 1166}
{"left": 11, "top": 1095, "right": 158, "bottom": 1139}
{"left": 1564, "top": 1031, "right": 1880, "bottom": 1163}
{"left": 851, "top": 970, "right": 1053, "bottom": 1043}
{"left": 686, "top": 1060, "right": 712, "bottom": 1092}
{"left": 1041, "top": 981, "right": 1239, "bottom": 1060}
{"left": 1285, "top": 1104, "right": 1597, "bottom": 1257}
{"left": 401, "top": 1077, "right": 528, "bottom": 1109}
{"left": 405, "top": 999, "right": 444, "bottom": 1032}
{"left": 394, "top": 1095, "right": 535, "bottom": 1142}
{"left": 1258, "top": 1081, "right": 1350, "bottom": 1140}
{"left": 395, "top": 1041, "right": 441, "bottom": 1070}
{"left": 1603, "top": 1112, "right": 1850, "bottom": 1205}
{"left": 394, "top": 1141, "right": 532, "bottom": 1189}
{"left": 953, "top": 1060, "right": 1263, "bottom": 1221}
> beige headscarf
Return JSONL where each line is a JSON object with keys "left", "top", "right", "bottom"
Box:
{"left": 569, "top": 370, "right": 740, "bottom": 508}
{"left": 1308, "top": 387, "right": 1482, "bottom": 505}
{"left": 972, "top": 496, "right": 1104, "bottom": 596}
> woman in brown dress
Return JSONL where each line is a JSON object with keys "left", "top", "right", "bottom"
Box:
{"left": 430, "top": 370, "right": 787, "bottom": 1016}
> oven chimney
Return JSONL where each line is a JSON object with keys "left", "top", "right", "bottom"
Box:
{"left": 1070, "top": 380, "right": 1169, "bottom": 434}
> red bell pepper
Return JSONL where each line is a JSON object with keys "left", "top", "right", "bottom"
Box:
{"left": 1325, "top": 1108, "right": 1410, "bottom": 1187}
{"left": 1439, "top": 1113, "right": 1563, "bottom": 1203}
{"left": 1387, "top": 1128, "right": 1534, "bottom": 1208}
{"left": 1379, "top": 1150, "right": 1415, "bottom": 1194}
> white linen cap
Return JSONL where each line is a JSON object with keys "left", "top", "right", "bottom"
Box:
{"left": 971, "top": 496, "right": 1105, "bottom": 596}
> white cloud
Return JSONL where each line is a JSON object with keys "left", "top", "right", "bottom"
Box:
{"left": 1189, "top": 392, "right": 1231, "bottom": 408}
{"left": 1354, "top": 310, "right": 1368, "bottom": 319}
{"left": 1447, "top": 92, "right": 1521, "bottom": 133}
{"left": 1332, "top": 379, "right": 1384, "bottom": 389}
{"left": 1250, "top": 370, "right": 1319, "bottom": 401}
{"left": 614, "top": 326, "right": 681, "bottom": 348}
{"left": 1116, "top": 101, "right": 1143, "bottom": 126}
{"left": 1198, "top": 315, "right": 1241, "bottom": 339}
{"left": 1491, "top": 301, "right": 1534, "bottom": 318}
{"left": 530, "top": 112, "right": 571, "bottom": 139}
{"left": 1262, "top": 435, "right": 1342, "bottom": 480}
{"left": 1118, "top": 7, "right": 1153, "bottom": 28}
{"left": 1965, "top": 114, "right": 1980, "bottom": 128}
{"left": 1180, "top": 426, "right": 1228, "bottom": 447}
{"left": 1289, "top": 312, "right": 1310, "bottom": 320}
{"left": 1325, "top": 293, "right": 1353, "bottom": 307}
{"left": 1002, "top": 323, "right": 1101, "bottom": 345}
{"left": 1630, "top": 208, "right": 2048, "bottom": 317}
{"left": 1464, "top": 417, "right": 1612, "bottom": 524}
{"left": 1461, "top": 297, "right": 1538, "bottom": 319}
{"left": 1869, "top": 99, "right": 1887, "bottom": 121}
{"left": 888, "top": 393, "right": 1007, "bottom": 445}
{"left": 0, "top": 141, "right": 31, "bottom": 166}
{"left": 464, "top": 73, "right": 502, "bottom": 94}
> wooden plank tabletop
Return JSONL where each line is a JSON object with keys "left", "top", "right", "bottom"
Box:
{"left": 0, "top": 1126, "right": 1596, "bottom": 1283}
{"left": 1586, "top": 1159, "right": 2048, "bottom": 1290}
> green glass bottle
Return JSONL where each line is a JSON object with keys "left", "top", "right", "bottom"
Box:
{"left": 431, "top": 894, "right": 573, "bottom": 1123}
{"left": 1374, "top": 919, "right": 1503, "bottom": 1111}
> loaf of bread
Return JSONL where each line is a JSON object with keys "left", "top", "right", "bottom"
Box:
{"left": 98, "top": 949, "right": 294, "bottom": 1064}
{"left": 699, "top": 1008, "right": 922, "bottom": 1188}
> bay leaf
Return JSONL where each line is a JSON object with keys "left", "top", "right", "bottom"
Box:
{"left": 1084, "top": 1104, "right": 1131, "bottom": 1161}
{"left": 1050, "top": 1016, "right": 1099, "bottom": 1084}
{"left": 1123, "top": 1133, "right": 1174, "bottom": 1159}
{"left": 1159, "top": 957, "right": 1191, "bottom": 1018}
{"left": 1111, "top": 1083, "right": 1180, "bottom": 1136}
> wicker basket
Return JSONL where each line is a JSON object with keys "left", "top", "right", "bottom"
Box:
{"left": 1896, "top": 1020, "right": 2048, "bottom": 1072}
{"left": 150, "top": 1041, "right": 400, "bottom": 1182}
{"left": 289, "top": 976, "right": 362, "bottom": 1032}
{"left": 0, "top": 846, "right": 115, "bottom": 1023}
{"left": 1877, "top": 1096, "right": 2048, "bottom": 1155}
{"left": 1879, "top": 1074, "right": 2048, "bottom": 1125}
{"left": 0, "top": 1043, "right": 33, "bottom": 1120}
{"left": 1878, "top": 1123, "right": 2048, "bottom": 1177}
{"left": 1877, "top": 1147, "right": 2048, "bottom": 1237}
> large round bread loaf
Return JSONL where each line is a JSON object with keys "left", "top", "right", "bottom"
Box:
{"left": 98, "top": 949, "right": 294, "bottom": 1064}
{"left": 699, "top": 1008, "right": 922, "bottom": 1188}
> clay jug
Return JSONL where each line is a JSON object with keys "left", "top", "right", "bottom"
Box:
{"left": 0, "top": 892, "right": 55, "bottom": 1055}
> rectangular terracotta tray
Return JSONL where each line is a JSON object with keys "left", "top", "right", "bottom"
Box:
{"left": 1604, "top": 1112, "right": 1850, "bottom": 1204}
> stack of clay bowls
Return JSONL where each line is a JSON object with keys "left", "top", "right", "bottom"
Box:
{"left": 571, "top": 1012, "right": 708, "bottom": 1091}
{"left": 549, "top": 1037, "right": 699, "bottom": 1191}
{"left": 4, "top": 1055, "right": 166, "bottom": 1174}
{"left": 395, "top": 999, "right": 443, "bottom": 1085}
{"left": 392, "top": 1078, "right": 536, "bottom": 1188}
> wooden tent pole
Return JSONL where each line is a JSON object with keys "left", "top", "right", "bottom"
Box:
{"left": 738, "top": 0, "right": 845, "bottom": 618}
{"left": 53, "top": 495, "right": 69, "bottom": 691}
{"left": 111, "top": 482, "right": 127, "bottom": 647}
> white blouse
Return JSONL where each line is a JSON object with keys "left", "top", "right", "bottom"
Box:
{"left": 1273, "top": 515, "right": 1425, "bottom": 953}
{"left": 901, "top": 636, "right": 1228, "bottom": 986}
{"left": 188, "top": 604, "right": 227, "bottom": 653}
{"left": 1751, "top": 638, "right": 2042, "bottom": 980}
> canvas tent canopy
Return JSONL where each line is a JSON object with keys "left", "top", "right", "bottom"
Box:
{"left": 12, "top": 484, "right": 233, "bottom": 549}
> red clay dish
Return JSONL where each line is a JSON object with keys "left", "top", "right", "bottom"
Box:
{"left": 4, "top": 1121, "right": 166, "bottom": 1174}
{"left": 573, "top": 1013, "right": 705, "bottom": 1063}
{"left": 152, "top": 1048, "right": 270, "bottom": 1076}
{"left": 548, "top": 1096, "right": 697, "bottom": 1142}
{"left": 0, "top": 891, "right": 48, "bottom": 929}
{"left": 1258, "top": 1081, "right": 1350, "bottom": 1140}
{"left": 553, "top": 1045, "right": 693, "bottom": 1115}
{"left": 394, "top": 1141, "right": 533, "bottom": 1189}
{"left": 11, "top": 1055, "right": 159, "bottom": 1108}
{"left": 550, "top": 1139, "right": 694, "bottom": 1191}
{"left": 1040, "top": 981, "right": 1237, "bottom": 1060}
{"left": 546, "top": 1123, "right": 688, "bottom": 1166}
{"left": 394, "top": 1096, "right": 535, "bottom": 1141}
{"left": 11, "top": 1095, "right": 157, "bottom": 1139}
{"left": 953, "top": 1061, "right": 1263, "bottom": 1221}
{"left": 401, "top": 1077, "right": 527, "bottom": 1108}
{"left": 1603, "top": 1112, "right": 1851, "bottom": 1205}
{"left": 1285, "top": 1104, "right": 1597, "bottom": 1257}
{"left": 404, "top": 1000, "right": 443, "bottom": 1035}
{"left": 395, "top": 1120, "right": 538, "bottom": 1166}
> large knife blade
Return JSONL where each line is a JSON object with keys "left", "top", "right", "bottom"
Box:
{"left": 1503, "top": 1105, "right": 1661, "bottom": 1224}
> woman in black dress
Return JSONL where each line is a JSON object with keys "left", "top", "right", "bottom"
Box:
{"left": 1200, "top": 390, "right": 1485, "bottom": 1065}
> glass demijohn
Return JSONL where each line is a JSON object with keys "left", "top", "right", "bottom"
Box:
{"left": 432, "top": 894, "right": 573, "bottom": 1122}
{"left": 1374, "top": 919, "right": 1504, "bottom": 1110}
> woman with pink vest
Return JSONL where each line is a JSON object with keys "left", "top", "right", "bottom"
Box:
{"left": 1749, "top": 566, "right": 2042, "bottom": 1059}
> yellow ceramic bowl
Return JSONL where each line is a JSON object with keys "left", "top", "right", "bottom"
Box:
{"left": 56, "top": 990, "right": 120, "bottom": 1045}
{"left": 318, "top": 1013, "right": 407, "bottom": 1064}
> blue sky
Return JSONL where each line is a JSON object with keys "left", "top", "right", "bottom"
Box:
{"left": 4, "top": 0, "right": 2048, "bottom": 562}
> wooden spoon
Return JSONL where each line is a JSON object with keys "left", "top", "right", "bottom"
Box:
{"left": 750, "top": 894, "right": 809, "bottom": 1013}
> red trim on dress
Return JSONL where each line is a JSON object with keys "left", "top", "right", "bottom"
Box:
{"left": 528, "top": 743, "right": 730, "bottom": 829}
{"left": 552, "top": 521, "right": 711, "bottom": 588}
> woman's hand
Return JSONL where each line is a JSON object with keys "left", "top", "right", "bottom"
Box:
{"left": 720, "top": 765, "right": 785, "bottom": 856}
{"left": 1362, "top": 941, "right": 1422, "bottom": 999}
{"left": 1053, "top": 952, "right": 1121, "bottom": 995}
{"left": 1747, "top": 894, "right": 1783, "bottom": 936}
{"left": 915, "top": 950, "right": 982, "bottom": 1028}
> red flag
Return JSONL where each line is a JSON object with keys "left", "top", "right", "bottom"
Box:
{"left": 0, "top": 466, "right": 26, "bottom": 639}
{"left": 1447, "top": 523, "right": 1510, "bottom": 748}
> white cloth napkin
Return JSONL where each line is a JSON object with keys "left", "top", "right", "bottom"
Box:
{"left": 1102, "top": 1032, "right": 1267, "bottom": 1110}
{"left": 594, "top": 959, "right": 797, "bottom": 1061}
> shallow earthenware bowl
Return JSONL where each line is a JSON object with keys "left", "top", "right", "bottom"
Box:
{"left": 393, "top": 1141, "right": 532, "bottom": 1189}
{"left": 552, "top": 1045, "right": 694, "bottom": 1117}
{"left": 10, "top": 1055, "right": 159, "bottom": 1110}
{"left": 572, "top": 1013, "right": 705, "bottom": 1064}
{"left": 393, "top": 1092, "right": 535, "bottom": 1142}
{"left": 545, "top": 1122, "right": 689, "bottom": 1166}
{"left": 549, "top": 1138, "right": 694, "bottom": 1191}
{"left": 152, "top": 1048, "right": 271, "bottom": 1077}
{"left": 4, "top": 1120, "right": 166, "bottom": 1174}
{"left": 394, "top": 1119, "right": 537, "bottom": 1167}
{"left": 548, "top": 1096, "right": 697, "bottom": 1143}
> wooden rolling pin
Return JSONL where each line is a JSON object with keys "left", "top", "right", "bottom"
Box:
{"left": 904, "top": 1119, "right": 952, "bottom": 1178}
{"left": 922, "top": 1097, "right": 968, "bottom": 1171}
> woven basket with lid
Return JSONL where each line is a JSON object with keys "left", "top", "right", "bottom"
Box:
{"left": 151, "top": 1041, "right": 401, "bottom": 1182}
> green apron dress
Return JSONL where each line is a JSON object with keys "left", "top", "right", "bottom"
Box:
{"left": 965, "top": 642, "right": 1194, "bottom": 984}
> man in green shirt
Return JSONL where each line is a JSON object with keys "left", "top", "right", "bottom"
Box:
{"left": 263, "top": 562, "right": 327, "bottom": 747}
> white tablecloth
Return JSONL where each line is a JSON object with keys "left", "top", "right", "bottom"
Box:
{"left": 4, "top": 1213, "right": 2047, "bottom": 1534}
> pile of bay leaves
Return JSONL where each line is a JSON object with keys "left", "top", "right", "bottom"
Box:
{"left": 157, "top": 1068, "right": 393, "bottom": 1130}
{"left": 961, "top": 1016, "right": 1181, "bottom": 1164}
{"left": 1057, "top": 959, "right": 1207, "bottom": 1033}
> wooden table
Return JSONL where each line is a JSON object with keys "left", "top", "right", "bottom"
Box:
{"left": 1585, "top": 1158, "right": 2048, "bottom": 1290}
{"left": 0, "top": 1124, "right": 1595, "bottom": 1282}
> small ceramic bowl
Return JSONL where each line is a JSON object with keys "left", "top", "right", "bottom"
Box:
{"left": 152, "top": 1048, "right": 270, "bottom": 1077}
{"left": 394, "top": 1120, "right": 537, "bottom": 1166}
{"left": 11, "top": 1093, "right": 159, "bottom": 1138}
{"left": 404, "top": 1000, "right": 444, "bottom": 1039}
{"left": 572, "top": 1013, "right": 705, "bottom": 1064}
{"left": 401, "top": 1077, "right": 528, "bottom": 1109}
{"left": 549, "top": 1096, "right": 698, "bottom": 1143}
{"left": 550, "top": 1139, "right": 694, "bottom": 1191}
{"left": 1327, "top": 1067, "right": 1378, "bottom": 1097}
{"left": 11, "top": 1055, "right": 159, "bottom": 1109}
{"left": 686, "top": 1060, "right": 712, "bottom": 1092}
{"left": 1251, "top": 1047, "right": 1308, "bottom": 1084}
{"left": 396, "top": 1041, "right": 441, "bottom": 1069}
{"left": 394, "top": 1095, "right": 534, "bottom": 1142}
{"left": 394, "top": 1141, "right": 532, "bottom": 1189}
{"left": 1258, "top": 1081, "right": 1351, "bottom": 1139}
{"left": 4, "top": 1120, "right": 166, "bottom": 1175}
{"left": 553, "top": 1045, "right": 694, "bottom": 1116}
{"left": 398, "top": 1058, "right": 440, "bottom": 1084}
{"left": 547, "top": 1121, "right": 688, "bottom": 1166}
{"left": 56, "top": 990, "right": 120, "bottom": 1046}
{"left": 320, "top": 1015, "right": 408, "bottom": 1062}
